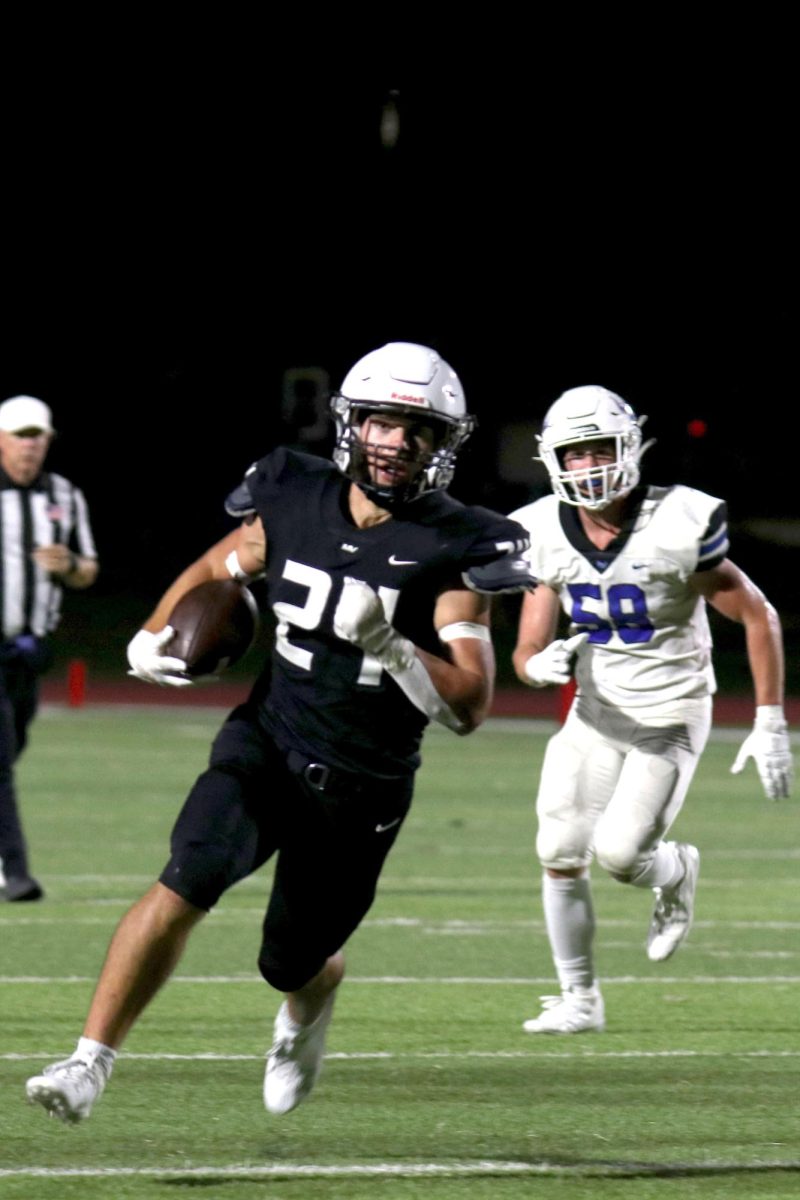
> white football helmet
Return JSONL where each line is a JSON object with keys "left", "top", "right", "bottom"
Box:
{"left": 331, "top": 341, "right": 476, "bottom": 507}
{"left": 536, "top": 385, "right": 652, "bottom": 509}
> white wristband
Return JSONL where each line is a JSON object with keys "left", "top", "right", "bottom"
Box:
{"left": 438, "top": 622, "right": 491, "bottom": 644}
{"left": 225, "top": 550, "right": 264, "bottom": 583}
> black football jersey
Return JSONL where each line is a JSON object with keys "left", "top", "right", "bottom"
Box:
{"left": 226, "top": 448, "right": 528, "bottom": 777}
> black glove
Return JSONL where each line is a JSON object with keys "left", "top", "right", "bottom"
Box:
{"left": 463, "top": 555, "right": 538, "bottom": 595}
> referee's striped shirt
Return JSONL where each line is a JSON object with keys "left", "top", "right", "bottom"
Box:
{"left": 0, "top": 468, "right": 97, "bottom": 640}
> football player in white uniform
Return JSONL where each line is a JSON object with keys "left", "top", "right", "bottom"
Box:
{"left": 509, "top": 385, "right": 793, "bottom": 1034}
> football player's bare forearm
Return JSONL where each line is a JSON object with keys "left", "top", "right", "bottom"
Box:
{"left": 744, "top": 616, "right": 785, "bottom": 706}
{"left": 144, "top": 565, "right": 214, "bottom": 632}
{"left": 143, "top": 533, "right": 243, "bottom": 632}
{"left": 416, "top": 649, "right": 493, "bottom": 733}
{"left": 513, "top": 586, "right": 561, "bottom": 682}
{"left": 704, "top": 568, "right": 785, "bottom": 706}
{"left": 513, "top": 639, "right": 549, "bottom": 683}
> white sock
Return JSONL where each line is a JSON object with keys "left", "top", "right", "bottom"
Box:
{"left": 630, "top": 842, "right": 686, "bottom": 891}
{"left": 541, "top": 873, "right": 595, "bottom": 992}
{"left": 76, "top": 1036, "right": 117, "bottom": 1065}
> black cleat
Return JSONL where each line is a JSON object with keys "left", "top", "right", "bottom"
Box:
{"left": 2, "top": 875, "right": 44, "bottom": 902}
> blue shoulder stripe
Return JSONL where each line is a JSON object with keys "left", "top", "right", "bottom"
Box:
{"left": 698, "top": 524, "right": 729, "bottom": 561}
{"left": 696, "top": 501, "right": 729, "bottom": 569}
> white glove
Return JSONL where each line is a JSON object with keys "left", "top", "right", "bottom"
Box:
{"left": 334, "top": 577, "right": 463, "bottom": 731}
{"left": 333, "top": 578, "right": 415, "bottom": 673}
{"left": 524, "top": 632, "right": 588, "bottom": 687}
{"left": 126, "top": 627, "right": 194, "bottom": 688}
{"left": 730, "top": 705, "right": 794, "bottom": 800}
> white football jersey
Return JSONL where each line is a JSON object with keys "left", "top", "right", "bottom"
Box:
{"left": 511, "top": 485, "right": 729, "bottom": 711}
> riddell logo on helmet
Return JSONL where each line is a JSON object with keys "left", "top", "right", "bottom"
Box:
{"left": 391, "top": 392, "right": 426, "bottom": 405}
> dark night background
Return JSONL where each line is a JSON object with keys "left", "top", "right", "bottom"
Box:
{"left": 1, "top": 28, "right": 796, "bottom": 692}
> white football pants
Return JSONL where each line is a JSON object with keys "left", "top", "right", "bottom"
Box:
{"left": 535, "top": 692, "right": 712, "bottom": 878}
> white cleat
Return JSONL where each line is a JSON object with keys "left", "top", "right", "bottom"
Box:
{"left": 26, "top": 1053, "right": 113, "bottom": 1124}
{"left": 647, "top": 842, "right": 700, "bottom": 962}
{"left": 264, "top": 995, "right": 334, "bottom": 1115}
{"left": 522, "top": 983, "right": 605, "bottom": 1034}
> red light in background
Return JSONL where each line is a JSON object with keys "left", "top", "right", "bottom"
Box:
{"left": 687, "top": 419, "right": 708, "bottom": 439}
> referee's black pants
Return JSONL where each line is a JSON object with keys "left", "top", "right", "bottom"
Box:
{"left": 0, "top": 643, "right": 48, "bottom": 879}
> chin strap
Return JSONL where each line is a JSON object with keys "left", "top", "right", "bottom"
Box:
{"left": 353, "top": 475, "right": 424, "bottom": 512}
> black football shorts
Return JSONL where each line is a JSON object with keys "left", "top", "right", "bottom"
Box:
{"left": 159, "top": 704, "right": 413, "bottom": 989}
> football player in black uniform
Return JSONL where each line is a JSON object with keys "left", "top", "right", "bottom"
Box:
{"left": 26, "top": 342, "right": 530, "bottom": 1124}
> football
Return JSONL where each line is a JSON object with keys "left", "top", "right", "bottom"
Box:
{"left": 166, "top": 579, "right": 260, "bottom": 677}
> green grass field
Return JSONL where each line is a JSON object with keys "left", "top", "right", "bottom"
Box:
{"left": 2, "top": 706, "right": 798, "bottom": 1200}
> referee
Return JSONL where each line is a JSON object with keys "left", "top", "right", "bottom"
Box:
{"left": 0, "top": 395, "right": 99, "bottom": 902}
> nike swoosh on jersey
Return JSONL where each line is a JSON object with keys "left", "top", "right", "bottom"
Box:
{"left": 375, "top": 816, "right": 402, "bottom": 833}
{"left": 388, "top": 555, "right": 417, "bottom": 566}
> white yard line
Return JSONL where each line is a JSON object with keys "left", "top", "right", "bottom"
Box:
{"left": 1, "top": 1158, "right": 799, "bottom": 1180}
{"left": 1, "top": 973, "right": 800, "bottom": 984}
{"left": 5, "top": 1048, "right": 800, "bottom": 1062}
{"left": 4, "top": 915, "right": 800, "bottom": 931}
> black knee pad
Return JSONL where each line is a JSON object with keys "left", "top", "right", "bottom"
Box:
{"left": 159, "top": 843, "right": 236, "bottom": 911}
{"left": 257, "top": 939, "right": 327, "bottom": 993}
